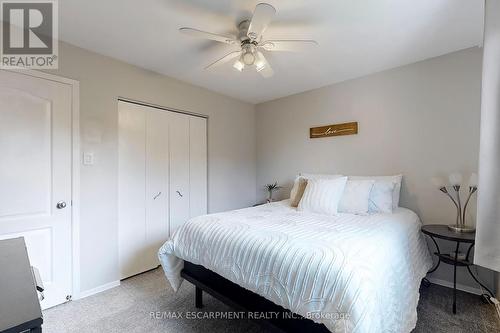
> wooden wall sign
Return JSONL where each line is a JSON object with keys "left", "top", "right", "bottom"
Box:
{"left": 310, "top": 122, "right": 358, "bottom": 139}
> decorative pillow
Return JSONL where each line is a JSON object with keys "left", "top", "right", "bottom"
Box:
{"left": 338, "top": 180, "right": 375, "bottom": 214}
{"left": 290, "top": 178, "right": 308, "bottom": 207}
{"left": 298, "top": 177, "right": 348, "bottom": 215}
{"left": 289, "top": 176, "right": 302, "bottom": 202}
{"left": 368, "top": 181, "right": 396, "bottom": 213}
{"left": 290, "top": 173, "right": 342, "bottom": 201}
{"left": 350, "top": 175, "right": 402, "bottom": 209}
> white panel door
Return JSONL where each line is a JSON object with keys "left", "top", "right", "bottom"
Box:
{"left": 145, "top": 110, "right": 169, "bottom": 269}
{"left": 0, "top": 70, "right": 73, "bottom": 309}
{"left": 169, "top": 113, "right": 190, "bottom": 235}
{"left": 118, "top": 102, "right": 148, "bottom": 279}
{"left": 189, "top": 117, "right": 207, "bottom": 218}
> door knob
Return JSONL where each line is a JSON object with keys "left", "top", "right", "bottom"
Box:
{"left": 176, "top": 190, "right": 183, "bottom": 198}
{"left": 56, "top": 201, "right": 67, "bottom": 209}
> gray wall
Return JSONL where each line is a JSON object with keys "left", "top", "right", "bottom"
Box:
{"left": 43, "top": 42, "right": 256, "bottom": 293}
{"left": 256, "top": 47, "right": 493, "bottom": 291}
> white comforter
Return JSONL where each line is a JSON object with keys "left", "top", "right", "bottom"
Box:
{"left": 158, "top": 200, "right": 432, "bottom": 333}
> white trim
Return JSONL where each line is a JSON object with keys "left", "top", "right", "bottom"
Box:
{"left": 78, "top": 281, "right": 120, "bottom": 299}
{"left": 3, "top": 69, "right": 81, "bottom": 300}
{"left": 427, "top": 277, "right": 483, "bottom": 295}
{"left": 71, "top": 80, "right": 81, "bottom": 300}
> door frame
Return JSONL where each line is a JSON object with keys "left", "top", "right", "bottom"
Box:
{"left": 2, "top": 68, "right": 81, "bottom": 300}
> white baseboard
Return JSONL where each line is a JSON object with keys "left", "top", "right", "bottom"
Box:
{"left": 77, "top": 280, "right": 120, "bottom": 299}
{"left": 427, "top": 277, "right": 483, "bottom": 295}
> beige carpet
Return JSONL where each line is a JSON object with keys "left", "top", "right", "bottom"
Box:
{"left": 43, "top": 268, "right": 499, "bottom": 333}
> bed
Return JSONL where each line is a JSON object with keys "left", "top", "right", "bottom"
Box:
{"left": 158, "top": 200, "right": 432, "bottom": 333}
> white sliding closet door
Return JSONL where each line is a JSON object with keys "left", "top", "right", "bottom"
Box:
{"left": 189, "top": 117, "right": 207, "bottom": 218}
{"left": 118, "top": 102, "right": 148, "bottom": 279}
{"left": 119, "top": 101, "right": 207, "bottom": 279}
{"left": 169, "top": 113, "right": 190, "bottom": 235}
{"left": 145, "top": 110, "right": 169, "bottom": 269}
{"left": 119, "top": 103, "right": 170, "bottom": 279}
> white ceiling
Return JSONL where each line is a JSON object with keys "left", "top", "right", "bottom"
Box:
{"left": 59, "top": 0, "right": 484, "bottom": 104}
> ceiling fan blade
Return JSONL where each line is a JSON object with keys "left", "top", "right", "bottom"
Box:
{"left": 204, "top": 51, "right": 242, "bottom": 70}
{"left": 260, "top": 40, "right": 318, "bottom": 52}
{"left": 255, "top": 51, "right": 274, "bottom": 78}
{"left": 247, "top": 3, "right": 276, "bottom": 41}
{"left": 179, "top": 27, "right": 238, "bottom": 45}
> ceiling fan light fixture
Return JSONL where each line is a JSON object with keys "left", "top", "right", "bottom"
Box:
{"left": 242, "top": 52, "right": 255, "bottom": 65}
{"left": 233, "top": 58, "right": 244, "bottom": 71}
{"left": 180, "top": 2, "right": 317, "bottom": 78}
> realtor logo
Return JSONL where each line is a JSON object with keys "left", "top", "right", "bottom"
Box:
{"left": 1, "top": 0, "right": 58, "bottom": 68}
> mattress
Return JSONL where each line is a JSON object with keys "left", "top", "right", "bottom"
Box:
{"left": 158, "top": 200, "right": 432, "bottom": 333}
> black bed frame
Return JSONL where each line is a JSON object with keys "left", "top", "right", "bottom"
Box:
{"left": 181, "top": 261, "right": 330, "bottom": 333}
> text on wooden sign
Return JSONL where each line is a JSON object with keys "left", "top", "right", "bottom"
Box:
{"left": 310, "top": 122, "right": 358, "bottom": 139}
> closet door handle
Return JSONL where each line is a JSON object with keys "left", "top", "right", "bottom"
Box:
{"left": 176, "top": 190, "right": 183, "bottom": 198}
{"left": 153, "top": 191, "right": 162, "bottom": 200}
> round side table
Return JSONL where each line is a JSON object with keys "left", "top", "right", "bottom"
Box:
{"left": 421, "top": 224, "right": 494, "bottom": 314}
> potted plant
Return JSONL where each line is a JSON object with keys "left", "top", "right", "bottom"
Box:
{"left": 265, "top": 182, "right": 281, "bottom": 203}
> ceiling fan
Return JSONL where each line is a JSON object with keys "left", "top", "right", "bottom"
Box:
{"left": 179, "top": 2, "right": 318, "bottom": 78}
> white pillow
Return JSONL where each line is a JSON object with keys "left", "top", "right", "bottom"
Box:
{"left": 350, "top": 175, "right": 402, "bottom": 209}
{"left": 338, "top": 180, "right": 375, "bottom": 214}
{"left": 290, "top": 173, "right": 343, "bottom": 200}
{"left": 298, "top": 177, "right": 348, "bottom": 215}
{"left": 368, "top": 181, "right": 395, "bottom": 213}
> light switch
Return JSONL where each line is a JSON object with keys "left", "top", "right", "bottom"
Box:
{"left": 83, "top": 152, "right": 94, "bottom": 165}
